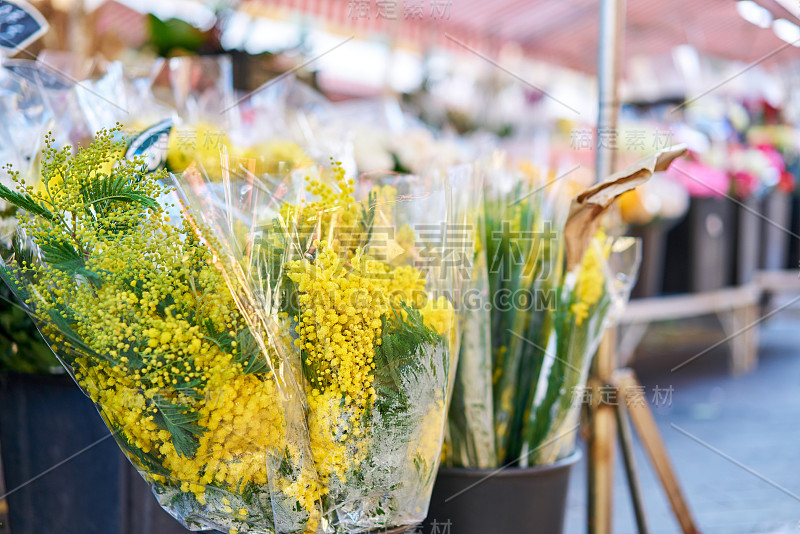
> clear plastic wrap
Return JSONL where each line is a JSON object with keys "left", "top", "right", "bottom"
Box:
{"left": 483, "top": 157, "right": 566, "bottom": 466}
{"left": 0, "top": 124, "right": 464, "bottom": 532}
{"left": 0, "top": 61, "right": 61, "bottom": 374}
{"left": 442, "top": 159, "right": 496, "bottom": 469}
{"left": 0, "top": 66, "right": 52, "bottom": 179}
{"left": 517, "top": 233, "right": 640, "bottom": 466}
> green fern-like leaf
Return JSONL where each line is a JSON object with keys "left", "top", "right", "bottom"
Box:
{"left": 0, "top": 262, "right": 30, "bottom": 303}
{"left": 150, "top": 395, "right": 205, "bottom": 458}
{"left": 11, "top": 233, "right": 38, "bottom": 272}
{"left": 372, "top": 302, "right": 442, "bottom": 423}
{"left": 38, "top": 239, "right": 101, "bottom": 281}
{"left": 80, "top": 173, "right": 159, "bottom": 215}
{"left": 359, "top": 190, "right": 378, "bottom": 249}
{"left": 39, "top": 239, "right": 80, "bottom": 266}
{"left": 43, "top": 306, "right": 112, "bottom": 367}
{"left": 233, "top": 329, "right": 269, "bottom": 375}
{"left": 0, "top": 183, "right": 57, "bottom": 222}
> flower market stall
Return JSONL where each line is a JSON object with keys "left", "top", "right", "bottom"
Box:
{"left": 1, "top": 1, "right": 800, "bottom": 534}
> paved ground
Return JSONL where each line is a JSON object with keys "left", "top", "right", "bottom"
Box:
{"left": 564, "top": 304, "right": 800, "bottom": 534}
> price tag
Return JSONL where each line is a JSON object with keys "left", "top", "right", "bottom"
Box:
{"left": 0, "top": 0, "right": 49, "bottom": 53}
{"left": 125, "top": 119, "right": 173, "bottom": 173}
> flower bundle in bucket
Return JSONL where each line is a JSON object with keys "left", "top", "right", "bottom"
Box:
{"left": 431, "top": 148, "right": 685, "bottom": 534}
{"left": 445, "top": 147, "right": 685, "bottom": 469}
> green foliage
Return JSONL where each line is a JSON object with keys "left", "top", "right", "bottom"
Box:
{"left": 203, "top": 319, "right": 268, "bottom": 375}
{"left": 372, "top": 303, "right": 443, "bottom": 422}
{"left": 475, "top": 183, "right": 608, "bottom": 467}
{"left": 232, "top": 329, "right": 269, "bottom": 375}
{"left": 147, "top": 14, "right": 214, "bottom": 57}
{"left": 390, "top": 153, "right": 411, "bottom": 175}
{"left": 0, "top": 284, "right": 58, "bottom": 373}
{"left": 38, "top": 238, "right": 99, "bottom": 281}
{"left": 0, "top": 182, "right": 56, "bottom": 222}
{"left": 0, "top": 216, "right": 58, "bottom": 374}
{"left": 483, "top": 190, "right": 556, "bottom": 463}
{"left": 150, "top": 394, "right": 205, "bottom": 458}
{"left": 80, "top": 171, "right": 159, "bottom": 217}
{"left": 359, "top": 190, "right": 378, "bottom": 250}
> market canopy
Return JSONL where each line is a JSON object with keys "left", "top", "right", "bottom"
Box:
{"left": 240, "top": 0, "right": 800, "bottom": 71}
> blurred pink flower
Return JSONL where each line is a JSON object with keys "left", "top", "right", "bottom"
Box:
{"left": 755, "top": 144, "right": 785, "bottom": 173}
{"left": 666, "top": 157, "right": 729, "bottom": 198}
{"left": 731, "top": 170, "right": 759, "bottom": 199}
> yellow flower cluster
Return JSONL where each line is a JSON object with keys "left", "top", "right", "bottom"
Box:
{"left": 243, "top": 140, "right": 314, "bottom": 175}
{"left": 166, "top": 122, "right": 313, "bottom": 179}
{"left": 281, "top": 160, "right": 360, "bottom": 240}
{"left": 570, "top": 230, "right": 610, "bottom": 326}
{"left": 167, "top": 122, "right": 232, "bottom": 175}
{"left": 281, "top": 162, "right": 453, "bottom": 492}
{"left": 414, "top": 396, "right": 445, "bottom": 466}
{"left": 42, "top": 212, "right": 294, "bottom": 505}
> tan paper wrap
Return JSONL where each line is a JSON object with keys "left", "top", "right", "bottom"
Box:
{"left": 564, "top": 145, "right": 687, "bottom": 269}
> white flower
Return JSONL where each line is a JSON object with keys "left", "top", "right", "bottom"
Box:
{"left": 352, "top": 128, "right": 394, "bottom": 173}
{"left": 392, "top": 130, "right": 437, "bottom": 174}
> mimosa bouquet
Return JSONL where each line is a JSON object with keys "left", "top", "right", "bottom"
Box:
{"left": 443, "top": 147, "right": 685, "bottom": 469}
{"left": 147, "top": 58, "right": 328, "bottom": 182}
{"left": 0, "top": 126, "right": 462, "bottom": 533}
{"left": 177, "top": 145, "right": 465, "bottom": 531}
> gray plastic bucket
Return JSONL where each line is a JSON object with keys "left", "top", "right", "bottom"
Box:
{"left": 424, "top": 450, "right": 581, "bottom": 534}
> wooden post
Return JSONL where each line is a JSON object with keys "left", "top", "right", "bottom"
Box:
{"left": 615, "top": 400, "right": 650, "bottom": 533}
{"left": 588, "top": 330, "right": 618, "bottom": 534}
{"left": 588, "top": 0, "right": 625, "bottom": 530}
{"left": 588, "top": 1, "right": 697, "bottom": 532}
{"left": 615, "top": 369, "right": 700, "bottom": 534}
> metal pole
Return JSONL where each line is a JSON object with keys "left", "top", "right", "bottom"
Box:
{"left": 588, "top": 1, "right": 625, "bottom": 533}
{"left": 595, "top": 0, "right": 625, "bottom": 182}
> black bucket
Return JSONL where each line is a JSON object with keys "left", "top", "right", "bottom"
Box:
{"left": 0, "top": 372, "right": 125, "bottom": 534}
{"left": 424, "top": 450, "right": 581, "bottom": 534}
{"left": 663, "top": 197, "right": 735, "bottom": 294}
{"left": 0, "top": 373, "right": 189, "bottom": 534}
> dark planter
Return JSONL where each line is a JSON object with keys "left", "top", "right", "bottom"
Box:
{"left": 760, "top": 191, "right": 792, "bottom": 271}
{"left": 0, "top": 372, "right": 124, "bottom": 534}
{"left": 424, "top": 451, "right": 581, "bottom": 534}
{"left": 663, "top": 197, "right": 734, "bottom": 294}
{"left": 789, "top": 196, "right": 800, "bottom": 269}
{"left": 630, "top": 224, "right": 665, "bottom": 298}
{"left": 734, "top": 196, "right": 762, "bottom": 285}
{"left": 0, "top": 373, "right": 189, "bottom": 534}
{"left": 630, "top": 220, "right": 685, "bottom": 298}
